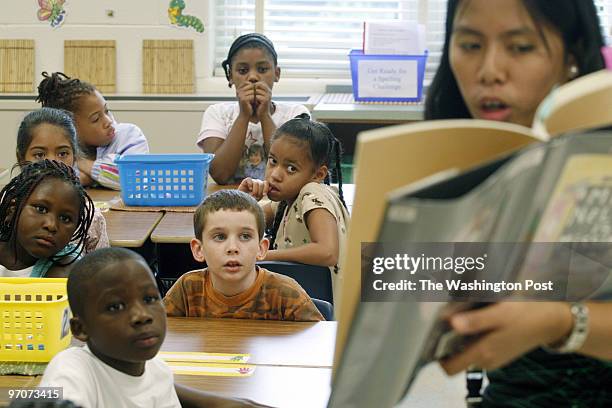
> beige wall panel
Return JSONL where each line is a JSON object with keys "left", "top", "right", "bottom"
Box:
{"left": 64, "top": 40, "right": 116, "bottom": 93}
{"left": 143, "top": 39, "right": 194, "bottom": 94}
{"left": 0, "top": 40, "right": 34, "bottom": 93}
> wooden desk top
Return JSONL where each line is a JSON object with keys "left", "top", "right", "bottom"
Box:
{"left": 148, "top": 183, "right": 239, "bottom": 243}
{"left": 85, "top": 188, "right": 165, "bottom": 247}
{"left": 86, "top": 187, "right": 118, "bottom": 202}
{"left": 103, "top": 211, "right": 163, "bottom": 247}
{"left": 163, "top": 317, "right": 336, "bottom": 368}
{"left": 151, "top": 212, "right": 194, "bottom": 243}
{"left": 177, "top": 365, "right": 331, "bottom": 408}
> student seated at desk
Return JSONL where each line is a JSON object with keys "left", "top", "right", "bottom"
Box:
{"left": 16, "top": 107, "right": 109, "bottom": 254}
{"left": 197, "top": 33, "right": 309, "bottom": 184}
{"left": 36, "top": 72, "right": 149, "bottom": 190}
{"left": 238, "top": 114, "right": 350, "bottom": 300}
{"left": 40, "top": 247, "right": 265, "bottom": 408}
{"left": 0, "top": 160, "right": 95, "bottom": 278}
{"left": 163, "top": 190, "right": 323, "bottom": 321}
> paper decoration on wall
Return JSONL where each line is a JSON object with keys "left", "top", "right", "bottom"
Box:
{"left": 168, "top": 0, "right": 204, "bottom": 33}
{"left": 37, "top": 0, "right": 66, "bottom": 28}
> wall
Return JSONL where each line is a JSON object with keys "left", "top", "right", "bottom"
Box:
{"left": 0, "top": 96, "right": 318, "bottom": 170}
{"left": 0, "top": 0, "right": 340, "bottom": 95}
{"left": 0, "top": 0, "right": 219, "bottom": 94}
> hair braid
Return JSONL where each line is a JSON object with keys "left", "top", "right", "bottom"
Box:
{"left": 0, "top": 160, "right": 94, "bottom": 266}
{"left": 267, "top": 201, "right": 287, "bottom": 249}
{"left": 332, "top": 138, "right": 347, "bottom": 209}
{"left": 35, "top": 72, "right": 96, "bottom": 112}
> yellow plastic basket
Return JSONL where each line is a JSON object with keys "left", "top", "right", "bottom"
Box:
{"left": 0, "top": 278, "right": 71, "bottom": 362}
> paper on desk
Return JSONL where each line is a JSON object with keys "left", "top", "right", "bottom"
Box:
{"left": 159, "top": 351, "right": 250, "bottom": 363}
{"left": 93, "top": 201, "right": 110, "bottom": 213}
{"left": 363, "top": 21, "right": 425, "bottom": 55}
{"left": 167, "top": 362, "right": 255, "bottom": 377}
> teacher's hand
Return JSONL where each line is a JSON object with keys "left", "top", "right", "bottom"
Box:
{"left": 440, "top": 302, "right": 572, "bottom": 374}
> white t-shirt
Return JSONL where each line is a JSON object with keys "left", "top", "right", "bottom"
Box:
{"left": 197, "top": 101, "right": 309, "bottom": 183}
{"left": 0, "top": 264, "right": 33, "bottom": 277}
{"left": 40, "top": 345, "right": 181, "bottom": 408}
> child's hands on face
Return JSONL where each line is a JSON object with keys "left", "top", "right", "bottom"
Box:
{"left": 238, "top": 177, "right": 269, "bottom": 200}
{"left": 236, "top": 82, "right": 256, "bottom": 118}
{"left": 236, "top": 81, "right": 273, "bottom": 121}
{"left": 254, "top": 81, "right": 273, "bottom": 119}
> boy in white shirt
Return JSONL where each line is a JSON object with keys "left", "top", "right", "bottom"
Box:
{"left": 40, "top": 247, "right": 265, "bottom": 408}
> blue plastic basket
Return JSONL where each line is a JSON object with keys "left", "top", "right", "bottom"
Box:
{"left": 116, "top": 154, "right": 214, "bottom": 206}
{"left": 348, "top": 49, "right": 428, "bottom": 103}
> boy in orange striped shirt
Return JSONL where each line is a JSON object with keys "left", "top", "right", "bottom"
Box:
{"left": 163, "top": 190, "right": 323, "bottom": 321}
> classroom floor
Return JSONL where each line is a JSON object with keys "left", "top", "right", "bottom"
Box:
{"left": 396, "top": 363, "right": 466, "bottom": 408}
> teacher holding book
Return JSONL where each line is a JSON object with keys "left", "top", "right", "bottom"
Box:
{"left": 424, "top": 0, "right": 610, "bottom": 407}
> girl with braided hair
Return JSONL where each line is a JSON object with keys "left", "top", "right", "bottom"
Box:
{"left": 239, "top": 113, "right": 349, "bottom": 300}
{"left": 16, "top": 107, "right": 109, "bottom": 254}
{"left": 0, "top": 159, "right": 95, "bottom": 278}
{"left": 36, "top": 72, "right": 149, "bottom": 190}
{"left": 198, "top": 33, "right": 309, "bottom": 184}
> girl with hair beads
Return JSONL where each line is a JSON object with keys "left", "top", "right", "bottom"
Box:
{"left": 36, "top": 72, "right": 149, "bottom": 190}
{"left": 0, "top": 160, "right": 95, "bottom": 278}
{"left": 198, "top": 33, "right": 309, "bottom": 184}
{"left": 239, "top": 114, "right": 349, "bottom": 299}
{"left": 16, "top": 107, "right": 109, "bottom": 253}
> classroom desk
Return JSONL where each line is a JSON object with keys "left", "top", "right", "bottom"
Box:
{"left": 177, "top": 365, "right": 331, "bottom": 408}
{"left": 151, "top": 184, "right": 356, "bottom": 244}
{"left": 164, "top": 318, "right": 334, "bottom": 407}
{"left": 103, "top": 211, "right": 164, "bottom": 247}
{"left": 163, "top": 317, "right": 335, "bottom": 368}
{"left": 151, "top": 212, "right": 194, "bottom": 243}
{"left": 0, "top": 318, "right": 335, "bottom": 408}
{"left": 84, "top": 184, "right": 230, "bottom": 254}
{"left": 87, "top": 188, "right": 163, "bottom": 248}
{"left": 312, "top": 96, "right": 424, "bottom": 124}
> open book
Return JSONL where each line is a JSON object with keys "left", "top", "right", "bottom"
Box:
{"left": 334, "top": 71, "right": 612, "bottom": 388}
{"left": 329, "top": 129, "right": 612, "bottom": 408}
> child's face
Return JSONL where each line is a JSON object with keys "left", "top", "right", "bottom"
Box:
{"left": 23, "top": 124, "right": 75, "bottom": 166}
{"left": 449, "top": 0, "right": 570, "bottom": 127}
{"left": 73, "top": 90, "right": 116, "bottom": 148}
{"left": 191, "top": 209, "right": 268, "bottom": 297}
{"left": 265, "top": 136, "right": 327, "bottom": 203}
{"left": 229, "top": 47, "right": 280, "bottom": 90}
{"left": 249, "top": 150, "right": 263, "bottom": 165}
{"left": 16, "top": 178, "right": 79, "bottom": 263}
{"left": 72, "top": 259, "right": 166, "bottom": 376}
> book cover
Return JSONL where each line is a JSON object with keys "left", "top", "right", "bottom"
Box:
{"left": 329, "top": 131, "right": 612, "bottom": 408}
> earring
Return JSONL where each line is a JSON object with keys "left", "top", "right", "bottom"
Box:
{"left": 568, "top": 65, "right": 579, "bottom": 79}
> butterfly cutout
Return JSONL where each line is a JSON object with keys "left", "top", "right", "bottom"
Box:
{"left": 37, "top": 0, "right": 66, "bottom": 28}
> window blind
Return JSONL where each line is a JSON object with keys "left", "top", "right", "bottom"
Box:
{"left": 595, "top": 0, "right": 612, "bottom": 44}
{"left": 214, "top": 0, "right": 418, "bottom": 78}
{"left": 214, "top": 0, "right": 611, "bottom": 80}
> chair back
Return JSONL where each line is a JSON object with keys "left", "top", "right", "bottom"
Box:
{"left": 257, "top": 261, "right": 333, "bottom": 304}
{"left": 312, "top": 298, "right": 334, "bottom": 321}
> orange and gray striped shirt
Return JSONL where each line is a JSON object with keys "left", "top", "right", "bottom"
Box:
{"left": 163, "top": 267, "right": 324, "bottom": 321}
